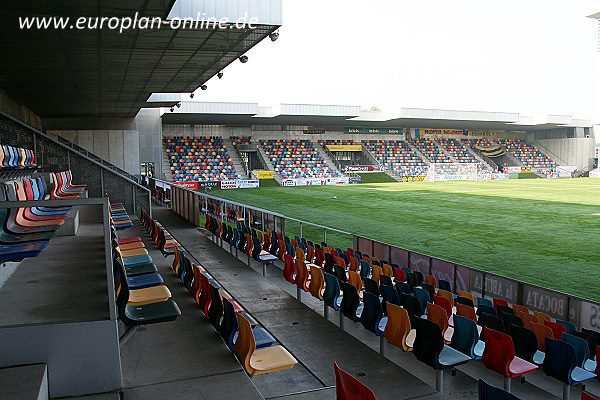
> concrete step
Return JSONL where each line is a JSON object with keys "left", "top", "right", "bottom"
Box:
{"left": 224, "top": 141, "right": 247, "bottom": 178}
{"left": 313, "top": 143, "right": 343, "bottom": 176}
{"left": 0, "top": 364, "right": 48, "bottom": 400}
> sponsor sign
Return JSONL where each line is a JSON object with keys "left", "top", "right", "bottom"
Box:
{"left": 220, "top": 180, "right": 238, "bottom": 189}
{"left": 236, "top": 179, "right": 260, "bottom": 189}
{"left": 590, "top": 169, "right": 600, "bottom": 178}
{"left": 431, "top": 259, "right": 454, "bottom": 289}
{"left": 344, "top": 165, "right": 385, "bottom": 173}
{"left": 401, "top": 175, "right": 426, "bottom": 183}
{"left": 348, "top": 176, "right": 362, "bottom": 184}
{"left": 556, "top": 165, "right": 576, "bottom": 178}
{"left": 344, "top": 127, "right": 405, "bottom": 136}
{"left": 325, "top": 177, "right": 350, "bottom": 185}
{"left": 303, "top": 128, "right": 326, "bottom": 134}
{"left": 252, "top": 170, "right": 274, "bottom": 179}
{"left": 522, "top": 285, "right": 568, "bottom": 320}
{"left": 467, "top": 131, "right": 498, "bottom": 137}
{"left": 199, "top": 181, "right": 219, "bottom": 190}
{"left": 416, "top": 128, "right": 465, "bottom": 138}
{"left": 409, "top": 253, "right": 430, "bottom": 275}
{"left": 579, "top": 301, "right": 600, "bottom": 330}
{"left": 326, "top": 144, "right": 363, "bottom": 152}
{"left": 173, "top": 181, "right": 199, "bottom": 190}
{"left": 282, "top": 177, "right": 350, "bottom": 186}
{"left": 471, "top": 273, "right": 518, "bottom": 303}
{"left": 282, "top": 179, "right": 296, "bottom": 187}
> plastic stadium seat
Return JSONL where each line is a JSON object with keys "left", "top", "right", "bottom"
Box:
{"left": 482, "top": 327, "right": 538, "bottom": 392}
{"left": 360, "top": 292, "right": 387, "bottom": 337}
{"left": 451, "top": 315, "right": 484, "bottom": 360}
{"left": 543, "top": 338, "right": 596, "bottom": 400}
{"left": 509, "top": 325, "right": 540, "bottom": 364}
{"left": 582, "top": 393, "right": 600, "bottom": 400}
{"left": 340, "top": 282, "right": 363, "bottom": 323}
{"left": 456, "top": 304, "right": 477, "bottom": 323}
{"left": 413, "top": 318, "right": 471, "bottom": 393}
{"left": 384, "top": 303, "right": 416, "bottom": 352}
{"left": 234, "top": 314, "right": 297, "bottom": 376}
{"left": 478, "top": 379, "right": 522, "bottom": 400}
{"left": 545, "top": 320, "right": 567, "bottom": 339}
{"left": 333, "top": 361, "right": 376, "bottom": 400}
{"left": 323, "top": 272, "right": 342, "bottom": 312}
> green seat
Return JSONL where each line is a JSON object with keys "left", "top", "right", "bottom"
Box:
{"left": 124, "top": 299, "right": 181, "bottom": 325}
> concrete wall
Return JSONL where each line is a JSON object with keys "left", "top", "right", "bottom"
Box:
{"left": 136, "top": 108, "right": 164, "bottom": 178}
{"left": 534, "top": 138, "right": 596, "bottom": 171}
{"left": 47, "top": 129, "right": 140, "bottom": 175}
{"left": 0, "top": 88, "right": 42, "bottom": 129}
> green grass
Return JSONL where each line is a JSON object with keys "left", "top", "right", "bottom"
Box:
{"left": 211, "top": 178, "right": 600, "bottom": 302}
{"left": 356, "top": 172, "right": 397, "bottom": 184}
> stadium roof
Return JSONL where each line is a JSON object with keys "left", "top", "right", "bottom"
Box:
{"left": 0, "top": 0, "right": 281, "bottom": 118}
{"left": 159, "top": 101, "right": 592, "bottom": 131}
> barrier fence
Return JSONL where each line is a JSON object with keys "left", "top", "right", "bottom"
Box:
{"left": 150, "top": 177, "right": 600, "bottom": 331}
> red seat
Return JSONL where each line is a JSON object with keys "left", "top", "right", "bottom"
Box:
{"left": 334, "top": 361, "right": 376, "bottom": 400}
{"left": 544, "top": 320, "right": 566, "bottom": 340}
{"left": 482, "top": 327, "right": 538, "bottom": 392}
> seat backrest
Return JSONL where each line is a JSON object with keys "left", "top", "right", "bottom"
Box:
{"left": 544, "top": 320, "right": 566, "bottom": 339}
{"left": 334, "top": 265, "right": 347, "bottom": 284}
{"left": 219, "top": 298, "right": 238, "bottom": 350}
{"left": 323, "top": 272, "right": 341, "bottom": 311}
{"left": 482, "top": 327, "right": 515, "bottom": 378}
{"left": 478, "top": 379, "right": 522, "bottom": 400}
{"left": 478, "top": 297, "right": 493, "bottom": 308}
{"left": 425, "top": 274, "right": 437, "bottom": 288}
{"left": 333, "top": 361, "right": 376, "bottom": 400}
{"left": 534, "top": 311, "right": 551, "bottom": 325}
{"left": 347, "top": 271, "right": 362, "bottom": 294}
{"left": 413, "top": 287, "right": 430, "bottom": 315}
{"left": 340, "top": 282, "right": 360, "bottom": 322}
{"left": 543, "top": 337, "right": 576, "bottom": 385}
{"left": 308, "top": 265, "right": 325, "bottom": 300}
{"left": 562, "top": 333, "right": 590, "bottom": 368}
{"left": 456, "top": 296, "right": 475, "bottom": 308}
{"left": 428, "top": 301, "right": 449, "bottom": 332}
{"left": 438, "top": 280, "right": 451, "bottom": 292}
{"left": 456, "top": 303, "right": 477, "bottom": 322}
{"left": 437, "top": 289, "right": 454, "bottom": 306}
{"left": 359, "top": 261, "right": 371, "bottom": 280}
{"left": 384, "top": 303, "right": 413, "bottom": 352}
{"left": 512, "top": 304, "right": 529, "bottom": 317}
{"left": 360, "top": 292, "right": 384, "bottom": 335}
{"left": 510, "top": 325, "right": 538, "bottom": 363}
{"left": 451, "top": 315, "right": 479, "bottom": 359}
{"left": 493, "top": 298, "right": 508, "bottom": 310}
{"left": 363, "top": 278, "right": 379, "bottom": 296}
{"left": 520, "top": 312, "right": 538, "bottom": 327}
{"left": 478, "top": 313, "right": 505, "bottom": 340}
{"left": 571, "top": 331, "right": 597, "bottom": 359}
{"left": 295, "top": 259, "right": 309, "bottom": 291}
{"left": 556, "top": 319, "right": 576, "bottom": 335}
{"left": 382, "top": 263, "right": 393, "bottom": 277}
{"left": 433, "top": 295, "right": 452, "bottom": 318}
{"left": 582, "top": 392, "right": 600, "bottom": 400}
{"left": 526, "top": 321, "right": 554, "bottom": 352}
{"left": 458, "top": 290, "right": 475, "bottom": 302}
{"left": 403, "top": 294, "right": 422, "bottom": 326}
{"left": 282, "top": 254, "right": 296, "bottom": 284}
{"left": 234, "top": 313, "right": 256, "bottom": 375}
{"left": 477, "top": 304, "right": 496, "bottom": 317}
{"left": 393, "top": 267, "right": 405, "bottom": 283}
{"left": 371, "top": 265, "right": 383, "bottom": 284}
{"left": 414, "top": 318, "right": 444, "bottom": 369}
{"left": 380, "top": 284, "right": 400, "bottom": 315}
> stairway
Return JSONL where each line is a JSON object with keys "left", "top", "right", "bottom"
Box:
{"left": 1, "top": 364, "right": 49, "bottom": 400}
{"left": 256, "top": 144, "right": 283, "bottom": 184}
{"left": 161, "top": 150, "right": 173, "bottom": 181}
{"left": 224, "top": 141, "right": 247, "bottom": 178}
{"left": 361, "top": 146, "right": 403, "bottom": 182}
{"left": 465, "top": 145, "right": 497, "bottom": 172}
{"left": 313, "top": 142, "right": 344, "bottom": 176}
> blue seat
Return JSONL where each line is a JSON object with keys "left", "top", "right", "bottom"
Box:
{"left": 359, "top": 261, "right": 370, "bottom": 280}
{"left": 543, "top": 337, "right": 597, "bottom": 400}
{"left": 122, "top": 254, "right": 153, "bottom": 266}
{"left": 438, "top": 280, "right": 451, "bottom": 292}
{"left": 557, "top": 319, "right": 577, "bottom": 335}
{"left": 414, "top": 318, "right": 471, "bottom": 393}
{"left": 126, "top": 272, "right": 164, "bottom": 290}
{"left": 340, "top": 282, "right": 363, "bottom": 322}
{"left": 413, "top": 287, "right": 430, "bottom": 316}
{"left": 380, "top": 284, "right": 400, "bottom": 315}
{"left": 220, "top": 298, "right": 274, "bottom": 351}
{"left": 323, "top": 272, "right": 342, "bottom": 311}
{"left": 562, "top": 333, "right": 590, "bottom": 369}
{"left": 360, "top": 292, "right": 386, "bottom": 336}
{"left": 478, "top": 379, "right": 522, "bottom": 400}
{"left": 452, "top": 315, "right": 484, "bottom": 360}
{"left": 477, "top": 304, "right": 497, "bottom": 317}
{"left": 478, "top": 297, "right": 493, "bottom": 308}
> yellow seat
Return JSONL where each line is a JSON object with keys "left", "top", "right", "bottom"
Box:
{"left": 235, "top": 314, "right": 297, "bottom": 376}
{"left": 458, "top": 290, "right": 475, "bottom": 303}
{"left": 371, "top": 265, "right": 383, "bottom": 285}
{"left": 128, "top": 285, "right": 172, "bottom": 306}
{"left": 382, "top": 263, "right": 393, "bottom": 277}
{"left": 347, "top": 271, "right": 363, "bottom": 298}
{"left": 120, "top": 247, "right": 149, "bottom": 258}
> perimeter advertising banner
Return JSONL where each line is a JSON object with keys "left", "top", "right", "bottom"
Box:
{"left": 219, "top": 180, "right": 260, "bottom": 189}
{"left": 173, "top": 181, "right": 200, "bottom": 190}
{"left": 414, "top": 128, "right": 465, "bottom": 138}
{"left": 282, "top": 177, "right": 350, "bottom": 186}
{"left": 326, "top": 144, "right": 363, "bottom": 152}
{"left": 344, "top": 127, "right": 405, "bottom": 138}
{"left": 401, "top": 176, "right": 426, "bottom": 182}
{"left": 344, "top": 165, "right": 385, "bottom": 173}
{"left": 252, "top": 170, "right": 274, "bottom": 179}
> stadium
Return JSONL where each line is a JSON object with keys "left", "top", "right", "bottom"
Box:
{"left": 1, "top": 2, "right": 600, "bottom": 400}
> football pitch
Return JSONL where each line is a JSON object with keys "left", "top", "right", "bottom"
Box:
{"left": 211, "top": 178, "right": 600, "bottom": 302}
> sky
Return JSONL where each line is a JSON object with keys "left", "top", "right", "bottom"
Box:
{"left": 192, "top": 0, "right": 600, "bottom": 119}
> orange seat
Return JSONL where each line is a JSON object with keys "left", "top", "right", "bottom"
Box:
{"left": 384, "top": 303, "right": 416, "bottom": 352}
{"left": 308, "top": 265, "right": 324, "bottom": 300}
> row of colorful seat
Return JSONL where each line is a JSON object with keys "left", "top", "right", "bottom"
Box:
{"left": 163, "top": 136, "right": 240, "bottom": 182}
{"left": 364, "top": 140, "right": 428, "bottom": 177}
{"left": 0, "top": 171, "right": 86, "bottom": 261}
{"left": 260, "top": 139, "right": 340, "bottom": 179}
{"left": 203, "top": 212, "right": 600, "bottom": 399}
{"left": 502, "top": 139, "right": 556, "bottom": 171}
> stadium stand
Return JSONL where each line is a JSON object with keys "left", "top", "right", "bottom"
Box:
{"left": 363, "top": 140, "right": 428, "bottom": 176}
{"left": 260, "top": 139, "right": 341, "bottom": 179}
{"left": 412, "top": 138, "right": 453, "bottom": 163}
{"left": 163, "top": 136, "right": 240, "bottom": 182}
{"left": 502, "top": 139, "right": 557, "bottom": 172}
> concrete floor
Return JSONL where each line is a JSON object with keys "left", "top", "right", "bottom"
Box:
{"left": 0, "top": 206, "right": 109, "bottom": 327}
{"left": 108, "top": 207, "right": 600, "bottom": 400}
